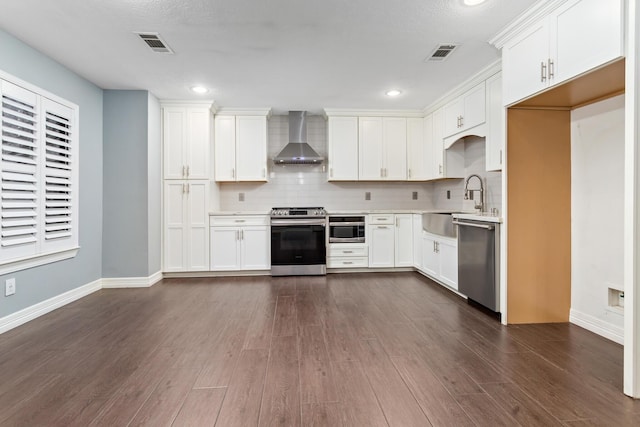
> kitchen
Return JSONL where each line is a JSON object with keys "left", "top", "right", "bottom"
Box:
{"left": 0, "top": 0, "right": 639, "bottom": 425}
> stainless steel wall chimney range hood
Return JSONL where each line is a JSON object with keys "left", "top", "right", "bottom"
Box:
{"left": 273, "top": 111, "right": 324, "bottom": 164}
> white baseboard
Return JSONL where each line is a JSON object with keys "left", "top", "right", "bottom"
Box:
{"left": 570, "top": 308, "right": 624, "bottom": 345}
{"left": 102, "top": 271, "right": 163, "bottom": 288}
{"left": 0, "top": 278, "right": 102, "bottom": 334}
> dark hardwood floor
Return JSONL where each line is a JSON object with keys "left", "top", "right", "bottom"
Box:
{"left": 0, "top": 272, "right": 638, "bottom": 426}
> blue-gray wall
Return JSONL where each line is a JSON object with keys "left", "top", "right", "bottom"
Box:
{"left": 0, "top": 29, "right": 103, "bottom": 317}
{"left": 147, "top": 94, "right": 162, "bottom": 275}
{"left": 103, "top": 90, "right": 150, "bottom": 277}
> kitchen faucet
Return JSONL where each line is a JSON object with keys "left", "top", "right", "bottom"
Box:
{"left": 464, "top": 174, "right": 485, "bottom": 212}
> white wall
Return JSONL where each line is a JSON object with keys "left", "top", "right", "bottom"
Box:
{"left": 570, "top": 95, "right": 625, "bottom": 343}
{"left": 219, "top": 115, "right": 434, "bottom": 211}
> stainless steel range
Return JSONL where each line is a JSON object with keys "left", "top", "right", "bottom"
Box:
{"left": 270, "top": 207, "right": 327, "bottom": 276}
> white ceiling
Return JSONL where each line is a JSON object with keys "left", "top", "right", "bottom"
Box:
{"left": 0, "top": 0, "right": 537, "bottom": 114}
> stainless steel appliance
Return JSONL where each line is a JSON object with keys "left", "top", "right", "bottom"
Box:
{"left": 328, "top": 215, "right": 366, "bottom": 243}
{"left": 270, "top": 207, "right": 327, "bottom": 276}
{"left": 453, "top": 218, "right": 500, "bottom": 314}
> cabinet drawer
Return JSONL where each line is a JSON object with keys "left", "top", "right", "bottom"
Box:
{"left": 369, "top": 214, "right": 394, "bottom": 224}
{"left": 328, "top": 257, "right": 369, "bottom": 268}
{"left": 210, "top": 215, "right": 269, "bottom": 226}
{"left": 328, "top": 245, "right": 368, "bottom": 257}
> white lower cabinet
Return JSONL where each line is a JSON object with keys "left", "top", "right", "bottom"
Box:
{"left": 164, "top": 180, "right": 210, "bottom": 272}
{"left": 421, "top": 231, "right": 458, "bottom": 290}
{"left": 210, "top": 216, "right": 270, "bottom": 271}
{"left": 412, "top": 214, "right": 423, "bottom": 269}
{"left": 327, "top": 244, "right": 368, "bottom": 268}
{"left": 368, "top": 214, "right": 412, "bottom": 268}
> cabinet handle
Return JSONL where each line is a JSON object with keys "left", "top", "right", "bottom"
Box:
{"left": 343, "top": 261, "right": 354, "bottom": 265}
{"left": 236, "top": 230, "right": 239, "bottom": 240}
{"left": 439, "top": 164, "right": 443, "bottom": 175}
{"left": 540, "top": 61, "right": 547, "bottom": 82}
{"left": 234, "top": 219, "right": 246, "bottom": 223}
{"left": 378, "top": 217, "right": 388, "bottom": 221}
{"left": 433, "top": 241, "right": 436, "bottom": 253}
{"left": 262, "top": 168, "right": 266, "bottom": 178}
{"left": 459, "top": 116, "right": 463, "bottom": 128}
{"left": 408, "top": 169, "right": 411, "bottom": 179}
{"left": 232, "top": 168, "right": 235, "bottom": 179}
{"left": 548, "top": 58, "right": 554, "bottom": 79}
{"left": 380, "top": 168, "right": 383, "bottom": 178}
{"left": 500, "top": 149, "right": 503, "bottom": 165}
{"left": 436, "top": 242, "right": 439, "bottom": 253}
{"left": 240, "top": 230, "right": 244, "bottom": 240}
{"left": 182, "top": 183, "right": 186, "bottom": 194}
{"left": 186, "top": 183, "right": 190, "bottom": 194}
{"left": 343, "top": 250, "right": 353, "bottom": 254}
{"left": 395, "top": 217, "right": 398, "bottom": 227}
{"left": 378, "top": 226, "right": 389, "bottom": 229}
{"left": 182, "top": 165, "right": 186, "bottom": 177}
{"left": 186, "top": 165, "right": 190, "bottom": 177}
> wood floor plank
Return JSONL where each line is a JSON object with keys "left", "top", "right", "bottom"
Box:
{"left": 454, "top": 392, "right": 520, "bottom": 427}
{"left": 391, "top": 355, "right": 475, "bottom": 427}
{"left": 172, "top": 388, "right": 226, "bottom": 427}
{"left": 481, "top": 382, "right": 564, "bottom": 426}
{"left": 258, "top": 335, "right": 301, "bottom": 427}
{"left": 244, "top": 301, "right": 276, "bottom": 349}
{"left": 360, "top": 339, "right": 432, "bottom": 427}
{"left": 215, "top": 349, "right": 269, "bottom": 427}
{"left": 331, "top": 360, "right": 389, "bottom": 427}
{"left": 301, "top": 402, "right": 346, "bottom": 427}
{"left": 128, "top": 366, "right": 200, "bottom": 426}
{"left": 273, "top": 295, "right": 296, "bottom": 337}
{"left": 298, "top": 324, "right": 338, "bottom": 404}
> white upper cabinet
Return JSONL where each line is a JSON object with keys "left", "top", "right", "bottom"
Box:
{"left": 443, "top": 81, "right": 486, "bottom": 138}
{"left": 214, "top": 111, "right": 269, "bottom": 182}
{"left": 407, "top": 117, "right": 428, "bottom": 181}
{"left": 359, "top": 117, "right": 407, "bottom": 180}
{"left": 327, "top": 116, "right": 359, "bottom": 181}
{"left": 485, "top": 72, "right": 505, "bottom": 171}
{"left": 163, "top": 105, "right": 211, "bottom": 180}
{"left": 501, "top": 0, "right": 623, "bottom": 106}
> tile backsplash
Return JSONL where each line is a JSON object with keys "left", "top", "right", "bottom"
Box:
{"left": 219, "top": 115, "right": 501, "bottom": 213}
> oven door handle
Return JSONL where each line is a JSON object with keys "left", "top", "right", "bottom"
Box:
{"left": 271, "top": 219, "right": 326, "bottom": 226}
{"left": 328, "top": 221, "right": 365, "bottom": 226}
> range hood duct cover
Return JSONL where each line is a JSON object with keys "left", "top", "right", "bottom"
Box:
{"left": 273, "top": 111, "right": 324, "bottom": 164}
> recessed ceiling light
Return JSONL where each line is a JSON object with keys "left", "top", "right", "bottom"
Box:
{"left": 386, "top": 89, "right": 402, "bottom": 97}
{"left": 190, "top": 86, "right": 209, "bottom": 94}
{"left": 463, "top": 0, "right": 486, "bottom": 5}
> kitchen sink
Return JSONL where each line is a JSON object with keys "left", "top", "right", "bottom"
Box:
{"left": 422, "top": 212, "right": 462, "bottom": 238}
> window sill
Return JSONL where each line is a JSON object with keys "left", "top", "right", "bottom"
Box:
{"left": 0, "top": 247, "right": 80, "bottom": 276}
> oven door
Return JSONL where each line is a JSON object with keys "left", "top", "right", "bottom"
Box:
{"left": 270, "top": 219, "right": 326, "bottom": 268}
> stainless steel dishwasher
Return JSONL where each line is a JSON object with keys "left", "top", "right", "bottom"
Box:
{"left": 453, "top": 218, "right": 500, "bottom": 313}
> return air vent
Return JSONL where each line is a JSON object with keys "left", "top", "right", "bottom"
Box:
{"left": 135, "top": 32, "right": 174, "bottom": 54}
{"left": 426, "top": 44, "right": 459, "bottom": 62}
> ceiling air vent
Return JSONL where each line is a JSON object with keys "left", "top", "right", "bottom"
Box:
{"left": 426, "top": 44, "right": 459, "bottom": 62}
{"left": 135, "top": 32, "right": 174, "bottom": 54}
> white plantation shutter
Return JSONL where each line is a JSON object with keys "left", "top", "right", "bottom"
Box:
{"left": 1, "top": 81, "right": 39, "bottom": 258}
{"left": 42, "top": 99, "right": 74, "bottom": 249}
{"left": 0, "top": 74, "right": 78, "bottom": 269}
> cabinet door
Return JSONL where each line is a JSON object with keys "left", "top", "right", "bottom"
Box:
{"left": 552, "top": 0, "right": 623, "bottom": 85}
{"left": 236, "top": 116, "right": 267, "bottom": 181}
{"left": 461, "top": 82, "right": 486, "bottom": 131}
{"left": 241, "top": 226, "right": 270, "bottom": 270}
{"left": 421, "top": 233, "right": 438, "bottom": 277}
{"left": 394, "top": 214, "right": 413, "bottom": 267}
{"left": 163, "top": 108, "right": 186, "bottom": 180}
{"left": 358, "top": 117, "right": 384, "bottom": 180}
{"left": 210, "top": 227, "right": 241, "bottom": 270}
{"left": 502, "top": 19, "right": 550, "bottom": 106}
{"left": 407, "top": 117, "right": 426, "bottom": 181}
{"left": 431, "top": 109, "right": 445, "bottom": 178}
{"left": 214, "top": 115, "right": 236, "bottom": 181}
{"left": 164, "top": 181, "right": 187, "bottom": 271}
{"left": 186, "top": 181, "right": 210, "bottom": 271}
{"left": 485, "top": 72, "right": 504, "bottom": 171}
{"left": 368, "top": 225, "right": 394, "bottom": 268}
{"left": 443, "top": 98, "right": 464, "bottom": 137}
{"left": 328, "top": 116, "right": 359, "bottom": 180}
{"left": 412, "top": 215, "right": 423, "bottom": 269}
{"left": 186, "top": 108, "right": 210, "bottom": 179}
{"left": 438, "top": 238, "right": 458, "bottom": 290}
{"left": 382, "top": 117, "right": 407, "bottom": 180}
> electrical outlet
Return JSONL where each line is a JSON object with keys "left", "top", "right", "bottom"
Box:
{"left": 412, "top": 191, "right": 418, "bottom": 200}
{"left": 5, "top": 278, "right": 16, "bottom": 296}
{"left": 446, "top": 190, "right": 451, "bottom": 200}
{"left": 238, "top": 192, "right": 245, "bottom": 202}
{"left": 365, "top": 192, "right": 371, "bottom": 201}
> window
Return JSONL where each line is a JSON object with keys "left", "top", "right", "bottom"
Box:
{"left": 0, "top": 74, "right": 79, "bottom": 274}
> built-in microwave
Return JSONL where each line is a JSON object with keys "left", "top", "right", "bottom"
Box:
{"left": 328, "top": 215, "right": 366, "bottom": 243}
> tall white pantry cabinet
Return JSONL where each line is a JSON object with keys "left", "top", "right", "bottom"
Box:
{"left": 162, "top": 102, "right": 212, "bottom": 272}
